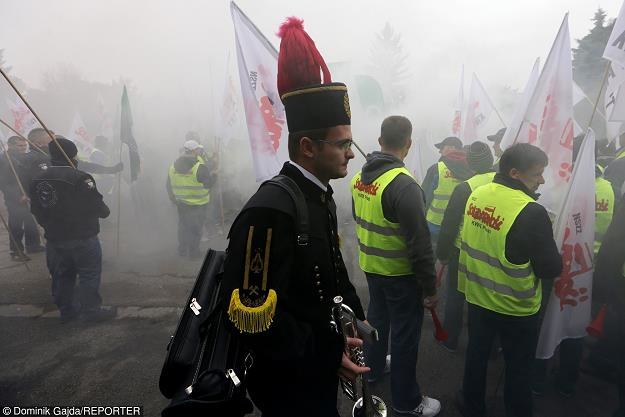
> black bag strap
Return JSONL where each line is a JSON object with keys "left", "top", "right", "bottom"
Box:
{"left": 260, "top": 174, "right": 309, "bottom": 246}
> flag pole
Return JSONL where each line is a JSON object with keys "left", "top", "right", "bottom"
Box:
{"left": 0, "top": 119, "right": 48, "bottom": 155}
{"left": 352, "top": 140, "right": 367, "bottom": 158}
{"left": 115, "top": 142, "right": 122, "bottom": 257}
{"left": 586, "top": 62, "right": 611, "bottom": 132}
{"left": 0, "top": 67, "right": 75, "bottom": 169}
{"left": 215, "top": 136, "right": 226, "bottom": 233}
{"left": 0, "top": 210, "right": 30, "bottom": 270}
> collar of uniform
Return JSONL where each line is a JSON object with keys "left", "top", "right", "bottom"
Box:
{"left": 493, "top": 173, "right": 539, "bottom": 200}
{"left": 287, "top": 161, "right": 327, "bottom": 192}
{"left": 281, "top": 162, "right": 334, "bottom": 202}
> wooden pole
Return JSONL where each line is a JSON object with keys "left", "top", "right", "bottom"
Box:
{"left": 0, "top": 210, "right": 30, "bottom": 270}
{"left": 0, "top": 67, "right": 75, "bottom": 168}
{"left": 115, "top": 142, "right": 123, "bottom": 257}
{"left": 587, "top": 62, "right": 611, "bottom": 132}
{"left": 0, "top": 118, "right": 48, "bottom": 155}
{"left": 352, "top": 140, "right": 367, "bottom": 159}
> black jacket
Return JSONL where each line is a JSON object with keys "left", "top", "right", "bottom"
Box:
{"left": 220, "top": 161, "right": 364, "bottom": 415}
{"left": 492, "top": 174, "right": 562, "bottom": 280}
{"left": 437, "top": 181, "right": 474, "bottom": 262}
{"left": 0, "top": 151, "right": 30, "bottom": 206}
{"left": 605, "top": 150, "right": 625, "bottom": 198}
{"left": 354, "top": 151, "right": 436, "bottom": 296}
{"left": 29, "top": 161, "right": 110, "bottom": 242}
{"left": 166, "top": 155, "right": 214, "bottom": 204}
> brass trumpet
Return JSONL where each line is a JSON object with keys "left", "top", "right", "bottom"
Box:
{"left": 331, "top": 296, "right": 387, "bottom": 417}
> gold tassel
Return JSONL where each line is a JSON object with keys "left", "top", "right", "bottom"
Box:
{"left": 228, "top": 289, "right": 277, "bottom": 334}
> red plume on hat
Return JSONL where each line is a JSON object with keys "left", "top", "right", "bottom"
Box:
{"left": 277, "top": 17, "right": 332, "bottom": 98}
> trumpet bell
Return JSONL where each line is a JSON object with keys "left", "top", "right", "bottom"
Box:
{"left": 353, "top": 395, "right": 387, "bottom": 417}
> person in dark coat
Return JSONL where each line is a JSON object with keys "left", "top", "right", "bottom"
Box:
{"left": 29, "top": 137, "right": 116, "bottom": 323}
{"left": 0, "top": 136, "right": 43, "bottom": 259}
{"left": 220, "top": 17, "right": 367, "bottom": 417}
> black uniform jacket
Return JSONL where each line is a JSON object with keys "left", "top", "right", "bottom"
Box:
{"left": 29, "top": 162, "right": 110, "bottom": 242}
{"left": 220, "top": 162, "right": 364, "bottom": 416}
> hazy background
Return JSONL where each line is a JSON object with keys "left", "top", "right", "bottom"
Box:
{"left": 0, "top": 0, "right": 622, "bottom": 259}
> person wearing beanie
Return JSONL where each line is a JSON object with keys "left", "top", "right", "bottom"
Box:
{"left": 220, "top": 17, "right": 366, "bottom": 416}
{"left": 437, "top": 141, "right": 495, "bottom": 352}
{"left": 422, "top": 136, "right": 472, "bottom": 245}
{"left": 28, "top": 137, "right": 116, "bottom": 323}
{"left": 351, "top": 115, "right": 441, "bottom": 416}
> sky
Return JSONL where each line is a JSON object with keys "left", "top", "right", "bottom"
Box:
{"left": 0, "top": 0, "right": 622, "bottom": 139}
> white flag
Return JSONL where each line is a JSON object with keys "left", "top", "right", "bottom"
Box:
{"left": 231, "top": 1, "right": 288, "bottom": 182}
{"left": 604, "top": 0, "right": 625, "bottom": 67}
{"left": 451, "top": 66, "right": 464, "bottom": 137}
{"left": 218, "top": 57, "right": 240, "bottom": 147}
{"left": 463, "top": 73, "right": 498, "bottom": 144}
{"left": 536, "top": 129, "right": 595, "bottom": 359}
{"left": 7, "top": 99, "right": 38, "bottom": 136}
{"left": 500, "top": 58, "right": 540, "bottom": 151}
{"left": 604, "top": 63, "right": 625, "bottom": 121}
{"left": 516, "top": 15, "right": 573, "bottom": 218}
{"left": 66, "top": 112, "right": 94, "bottom": 156}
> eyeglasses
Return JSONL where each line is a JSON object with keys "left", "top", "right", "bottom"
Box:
{"left": 316, "top": 138, "right": 353, "bottom": 151}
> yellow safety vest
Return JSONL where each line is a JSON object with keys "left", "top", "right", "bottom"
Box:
{"left": 454, "top": 172, "right": 496, "bottom": 249}
{"left": 595, "top": 176, "right": 615, "bottom": 255}
{"left": 168, "top": 161, "right": 210, "bottom": 206}
{"left": 426, "top": 161, "right": 462, "bottom": 226}
{"left": 459, "top": 182, "right": 541, "bottom": 316}
{"left": 352, "top": 167, "right": 414, "bottom": 276}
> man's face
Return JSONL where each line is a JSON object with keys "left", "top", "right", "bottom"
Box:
{"left": 31, "top": 132, "right": 52, "bottom": 149}
{"left": 440, "top": 145, "right": 455, "bottom": 156}
{"left": 511, "top": 164, "right": 546, "bottom": 193}
{"left": 311, "top": 125, "right": 355, "bottom": 180}
{"left": 8, "top": 140, "right": 28, "bottom": 153}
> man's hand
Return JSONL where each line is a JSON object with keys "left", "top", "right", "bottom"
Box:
{"left": 423, "top": 294, "right": 439, "bottom": 309}
{"left": 337, "top": 336, "right": 370, "bottom": 382}
{"left": 19, "top": 195, "right": 30, "bottom": 205}
{"left": 439, "top": 258, "right": 449, "bottom": 266}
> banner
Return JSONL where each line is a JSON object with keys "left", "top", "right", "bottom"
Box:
{"left": 463, "top": 73, "right": 499, "bottom": 144}
{"left": 451, "top": 66, "right": 464, "bottom": 137}
{"left": 120, "top": 85, "right": 141, "bottom": 182}
{"left": 536, "top": 129, "right": 595, "bottom": 359}
{"left": 231, "top": 1, "right": 288, "bottom": 182}
{"left": 7, "top": 99, "right": 38, "bottom": 136}
{"left": 515, "top": 15, "right": 573, "bottom": 219}
{"left": 66, "top": 112, "right": 94, "bottom": 156}
{"left": 604, "top": 0, "right": 625, "bottom": 67}
{"left": 500, "top": 58, "right": 540, "bottom": 151}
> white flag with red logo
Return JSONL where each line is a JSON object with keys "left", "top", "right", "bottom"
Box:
{"left": 604, "top": 0, "right": 625, "bottom": 67}
{"left": 463, "top": 73, "right": 497, "bottom": 144}
{"left": 500, "top": 58, "right": 540, "bottom": 152}
{"left": 451, "top": 66, "right": 464, "bottom": 137}
{"left": 231, "top": 1, "right": 288, "bottom": 182}
{"left": 7, "top": 99, "right": 38, "bottom": 136}
{"left": 515, "top": 14, "right": 573, "bottom": 218}
{"left": 66, "top": 112, "right": 94, "bottom": 156}
{"left": 536, "top": 129, "right": 595, "bottom": 359}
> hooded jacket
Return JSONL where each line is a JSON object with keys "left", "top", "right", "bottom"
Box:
{"left": 352, "top": 151, "right": 436, "bottom": 296}
{"left": 422, "top": 150, "right": 473, "bottom": 210}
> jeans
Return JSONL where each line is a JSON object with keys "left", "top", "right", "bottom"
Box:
{"left": 46, "top": 236, "right": 103, "bottom": 317}
{"left": 463, "top": 303, "right": 539, "bottom": 417}
{"left": 364, "top": 273, "right": 424, "bottom": 411}
{"left": 6, "top": 203, "right": 40, "bottom": 253}
{"left": 177, "top": 203, "right": 207, "bottom": 256}
{"left": 443, "top": 247, "right": 464, "bottom": 348}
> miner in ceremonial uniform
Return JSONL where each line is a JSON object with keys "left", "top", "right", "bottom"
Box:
{"left": 29, "top": 137, "right": 116, "bottom": 323}
{"left": 220, "top": 17, "right": 367, "bottom": 417}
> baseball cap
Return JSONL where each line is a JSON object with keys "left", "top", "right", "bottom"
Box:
{"left": 183, "top": 140, "right": 203, "bottom": 151}
{"left": 435, "top": 136, "right": 463, "bottom": 150}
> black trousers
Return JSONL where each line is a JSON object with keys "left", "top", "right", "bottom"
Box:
{"left": 463, "top": 303, "right": 539, "bottom": 417}
{"left": 443, "top": 247, "right": 464, "bottom": 349}
{"left": 176, "top": 203, "right": 207, "bottom": 256}
{"left": 7, "top": 202, "right": 40, "bottom": 253}
{"left": 364, "top": 273, "right": 424, "bottom": 411}
{"left": 532, "top": 337, "right": 583, "bottom": 391}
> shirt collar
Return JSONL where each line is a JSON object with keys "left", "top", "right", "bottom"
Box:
{"left": 288, "top": 161, "right": 327, "bottom": 192}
